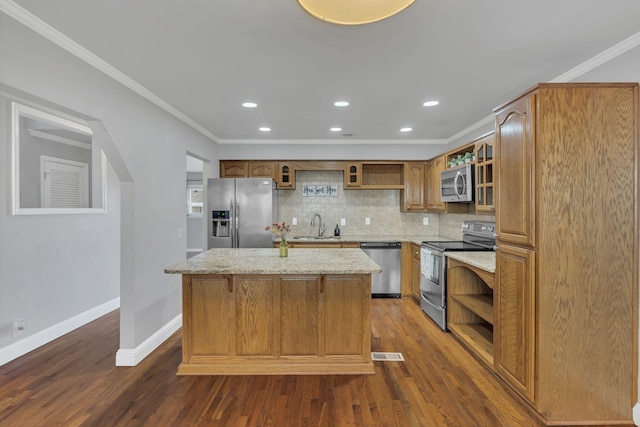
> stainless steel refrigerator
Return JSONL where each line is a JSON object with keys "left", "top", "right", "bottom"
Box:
{"left": 207, "top": 178, "right": 276, "bottom": 249}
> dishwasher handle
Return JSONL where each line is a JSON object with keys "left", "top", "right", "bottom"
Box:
{"left": 360, "top": 241, "right": 401, "bottom": 249}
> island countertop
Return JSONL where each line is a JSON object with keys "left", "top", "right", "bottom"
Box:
{"left": 165, "top": 248, "right": 382, "bottom": 275}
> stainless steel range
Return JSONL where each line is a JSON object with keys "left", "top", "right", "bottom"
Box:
{"left": 419, "top": 221, "right": 496, "bottom": 330}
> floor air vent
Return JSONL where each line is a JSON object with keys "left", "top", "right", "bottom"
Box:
{"left": 371, "top": 352, "right": 405, "bottom": 362}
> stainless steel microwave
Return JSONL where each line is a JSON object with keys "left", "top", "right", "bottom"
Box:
{"left": 440, "top": 163, "right": 473, "bottom": 202}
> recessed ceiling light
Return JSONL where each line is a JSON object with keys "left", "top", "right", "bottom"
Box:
{"left": 242, "top": 102, "right": 257, "bottom": 108}
{"left": 400, "top": 127, "right": 413, "bottom": 132}
{"left": 334, "top": 101, "right": 350, "bottom": 107}
{"left": 423, "top": 101, "right": 439, "bottom": 107}
{"left": 259, "top": 127, "right": 271, "bottom": 132}
{"left": 330, "top": 127, "right": 342, "bottom": 132}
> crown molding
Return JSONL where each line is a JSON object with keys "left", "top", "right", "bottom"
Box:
{"left": 551, "top": 31, "right": 640, "bottom": 83}
{"left": 0, "top": 0, "right": 219, "bottom": 142}
{"left": 446, "top": 31, "right": 640, "bottom": 144}
{"left": 217, "top": 138, "right": 448, "bottom": 145}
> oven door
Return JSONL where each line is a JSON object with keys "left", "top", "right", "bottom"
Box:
{"left": 420, "top": 246, "right": 444, "bottom": 308}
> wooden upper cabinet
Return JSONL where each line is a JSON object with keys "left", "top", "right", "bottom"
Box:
{"left": 220, "top": 161, "right": 276, "bottom": 179}
{"left": 474, "top": 132, "right": 495, "bottom": 213}
{"left": 277, "top": 162, "right": 295, "bottom": 189}
{"left": 425, "top": 156, "right": 447, "bottom": 212}
{"left": 247, "top": 161, "right": 276, "bottom": 180}
{"left": 401, "top": 162, "right": 426, "bottom": 212}
{"left": 220, "top": 160, "right": 249, "bottom": 178}
{"left": 344, "top": 162, "right": 362, "bottom": 188}
{"left": 495, "top": 94, "right": 535, "bottom": 247}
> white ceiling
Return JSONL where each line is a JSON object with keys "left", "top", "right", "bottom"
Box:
{"left": 6, "top": 0, "right": 640, "bottom": 143}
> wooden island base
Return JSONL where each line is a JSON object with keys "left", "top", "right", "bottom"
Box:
{"left": 179, "top": 273, "right": 374, "bottom": 375}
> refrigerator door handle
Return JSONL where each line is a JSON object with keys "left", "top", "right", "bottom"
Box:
{"left": 235, "top": 198, "right": 240, "bottom": 248}
{"left": 230, "top": 198, "right": 236, "bottom": 248}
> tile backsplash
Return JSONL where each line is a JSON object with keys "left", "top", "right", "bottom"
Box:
{"left": 276, "top": 171, "right": 494, "bottom": 238}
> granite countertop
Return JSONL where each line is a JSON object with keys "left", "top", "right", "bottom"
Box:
{"left": 165, "top": 248, "right": 383, "bottom": 275}
{"left": 283, "top": 234, "right": 450, "bottom": 246}
{"left": 445, "top": 251, "right": 496, "bottom": 273}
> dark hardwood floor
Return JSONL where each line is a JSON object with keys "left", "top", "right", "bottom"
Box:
{"left": 0, "top": 298, "right": 541, "bottom": 426}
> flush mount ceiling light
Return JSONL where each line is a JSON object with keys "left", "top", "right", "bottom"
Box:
{"left": 334, "top": 101, "right": 350, "bottom": 107}
{"left": 298, "top": 0, "right": 415, "bottom": 25}
{"left": 259, "top": 127, "right": 271, "bottom": 132}
{"left": 242, "top": 102, "right": 257, "bottom": 108}
{"left": 330, "top": 127, "right": 343, "bottom": 132}
{"left": 423, "top": 100, "right": 440, "bottom": 107}
{"left": 400, "top": 127, "right": 413, "bottom": 132}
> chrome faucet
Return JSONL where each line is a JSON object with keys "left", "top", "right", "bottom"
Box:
{"left": 311, "top": 213, "right": 325, "bottom": 236}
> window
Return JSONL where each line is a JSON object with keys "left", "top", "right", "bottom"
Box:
{"left": 187, "top": 184, "right": 203, "bottom": 216}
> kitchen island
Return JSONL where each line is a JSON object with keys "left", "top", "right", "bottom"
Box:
{"left": 165, "top": 248, "right": 381, "bottom": 375}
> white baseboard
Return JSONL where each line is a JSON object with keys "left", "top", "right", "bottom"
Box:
{"left": 0, "top": 297, "right": 120, "bottom": 367}
{"left": 633, "top": 402, "right": 640, "bottom": 426}
{"left": 115, "top": 314, "right": 182, "bottom": 366}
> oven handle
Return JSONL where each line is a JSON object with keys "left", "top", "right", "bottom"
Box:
{"left": 421, "top": 292, "right": 444, "bottom": 309}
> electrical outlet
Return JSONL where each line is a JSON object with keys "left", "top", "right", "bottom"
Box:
{"left": 365, "top": 217, "right": 370, "bottom": 225}
{"left": 12, "top": 319, "right": 25, "bottom": 338}
{"left": 292, "top": 217, "right": 297, "bottom": 225}
{"left": 340, "top": 218, "right": 346, "bottom": 226}
{"left": 423, "top": 217, "right": 429, "bottom": 225}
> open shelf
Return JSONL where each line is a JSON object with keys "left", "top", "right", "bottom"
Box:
{"left": 448, "top": 323, "right": 493, "bottom": 365}
{"left": 451, "top": 294, "right": 494, "bottom": 324}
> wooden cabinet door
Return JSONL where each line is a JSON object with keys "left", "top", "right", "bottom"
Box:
{"left": 494, "top": 244, "right": 535, "bottom": 403}
{"left": 426, "top": 156, "right": 446, "bottom": 212}
{"left": 411, "top": 245, "right": 421, "bottom": 301}
{"left": 280, "top": 276, "right": 320, "bottom": 356}
{"left": 183, "top": 276, "right": 234, "bottom": 359}
{"left": 495, "top": 95, "right": 535, "bottom": 247}
{"left": 323, "top": 275, "right": 370, "bottom": 356}
{"left": 234, "top": 275, "right": 277, "bottom": 356}
{"left": 220, "top": 160, "right": 249, "bottom": 178}
{"left": 474, "top": 132, "right": 496, "bottom": 213}
{"left": 401, "top": 162, "right": 426, "bottom": 212}
{"left": 344, "top": 162, "right": 362, "bottom": 188}
{"left": 277, "top": 162, "right": 295, "bottom": 189}
{"left": 248, "top": 161, "right": 275, "bottom": 180}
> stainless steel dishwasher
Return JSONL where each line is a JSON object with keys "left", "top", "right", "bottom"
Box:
{"left": 360, "top": 241, "right": 402, "bottom": 298}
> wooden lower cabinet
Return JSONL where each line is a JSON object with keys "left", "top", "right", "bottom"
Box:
{"left": 494, "top": 245, "right": 535, "bottom": 404}
{"left": 179, "top": 273, "right": 373, "bottom": 375}
{"left": 411, "top": 244, "right": 421, "bottom": 301}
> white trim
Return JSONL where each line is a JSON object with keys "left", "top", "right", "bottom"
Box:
{"left": 0, "top": 297, "right": 120, "bottom": 367}
{"left": 551, "top": 31, "right": 640, "bottom": 83}
{"left": 446, "top": 114, "right": 495, "bottom": 145}
{"left": 115, "top": 314, "right": 182, "bottom": 366}
{"left": 217, "top": 138, "right": 449, "bottom": 145}
{"left": 0, "top": 0, "right": 218, "bottom": 143}
{"left": 633, "top": 402, "right": 640, "bottom": 426}
{"left": 27, "top": 128, "right": 92, "bottom": 150}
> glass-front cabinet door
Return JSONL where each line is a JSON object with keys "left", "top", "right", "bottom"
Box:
{"left": 474, "top": 132, "right": 495, "bottom": 213}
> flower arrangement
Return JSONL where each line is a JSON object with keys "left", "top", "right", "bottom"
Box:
{"left": 266, "top": 221, "right": 292, "bottom": 241}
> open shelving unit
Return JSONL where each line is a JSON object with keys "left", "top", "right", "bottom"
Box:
{"left": 447, "top": 258, "right": 495, "bottom": 367}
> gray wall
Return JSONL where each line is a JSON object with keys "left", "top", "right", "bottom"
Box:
{"left": 0, "top": 12, "right": 217, "bottom": 355}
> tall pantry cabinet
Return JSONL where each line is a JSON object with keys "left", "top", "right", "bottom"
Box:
{"left": 494, "top": 83, "right": 638, "bottom": 425}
